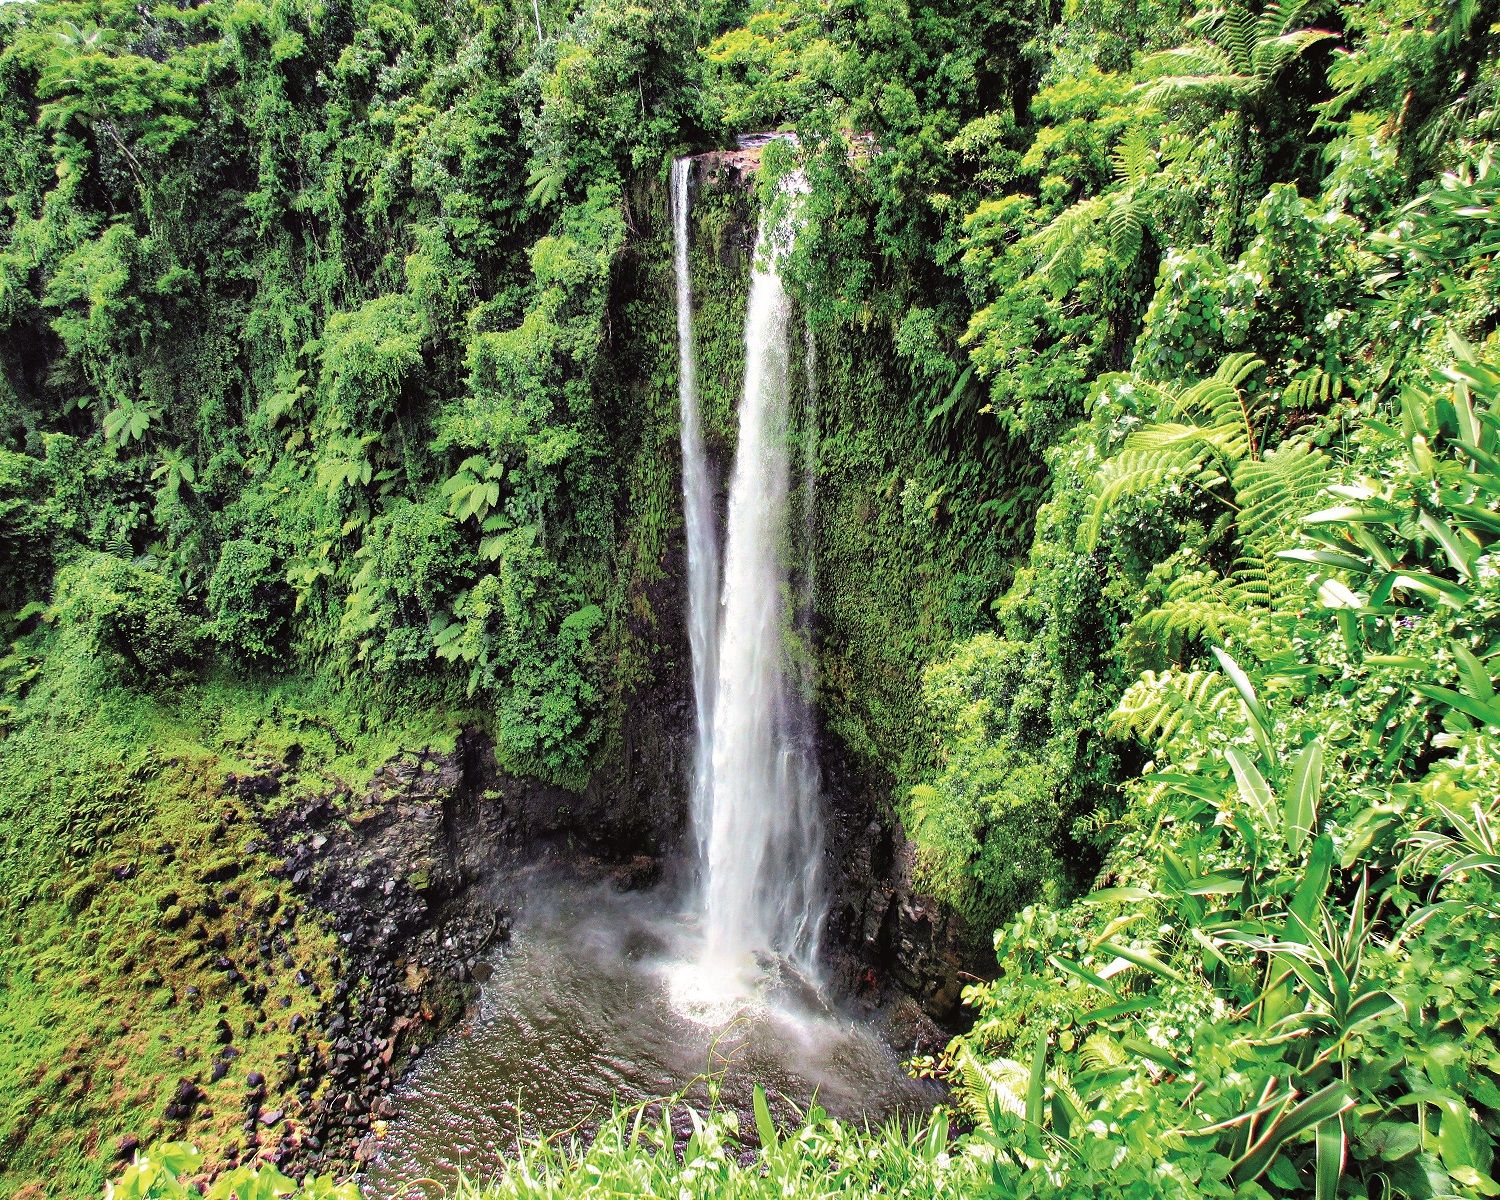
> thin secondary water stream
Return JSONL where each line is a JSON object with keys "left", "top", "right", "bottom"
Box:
{"left": 360, "top": 891, "right": 941, "bottom": 1197}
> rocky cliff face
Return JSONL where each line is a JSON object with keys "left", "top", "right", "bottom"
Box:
{"left": 243, "top": 165, "right": 982, "bottom": 1177}
{"left": 240, "top": 514, "right": 977, "bottom": 1173}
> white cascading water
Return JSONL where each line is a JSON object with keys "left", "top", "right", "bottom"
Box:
{"left": 671, "top": 156, "right": 720, "bottom": 878}
{"left": 696, "top": 170, "right": 825, "bottom": 984}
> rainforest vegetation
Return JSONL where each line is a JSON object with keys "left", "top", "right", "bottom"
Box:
{"left": 1, "top": 0, "right": 1499, "bottom": 1193}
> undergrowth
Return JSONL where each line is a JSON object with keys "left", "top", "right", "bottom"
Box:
{"left": 0, "top": 639, "right": 461, "bottom": 1198}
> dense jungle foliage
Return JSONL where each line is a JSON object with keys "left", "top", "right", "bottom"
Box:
{"left": 1, "top": 0, "right": 1498, "bottom": 1193}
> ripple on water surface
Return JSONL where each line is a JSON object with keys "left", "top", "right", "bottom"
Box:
{"left": 360, "top": 887, "right": 942, "bottom": 1198}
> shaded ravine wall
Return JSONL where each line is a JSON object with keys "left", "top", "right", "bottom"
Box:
{"left": 255, "top": 156, "right": 993, "bottom": 1179}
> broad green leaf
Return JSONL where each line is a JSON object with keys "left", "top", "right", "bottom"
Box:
{"left": 1452, "top": 641, "right": 1495, "bottom": 701}
{"left": 1232, "top": 1082, "right": 1354, "bottom": 1185}
{"left": 1082, "top": 886, "right": 1156, "bottom": 905}
{"left": 1025, "top": 1026, "right": 1046, "bottom": 1128}
{"left": 1438, "top": 1101, "right": 1481, "bottom": 1171}
{"left": 1214, "top": 647, "right": 1274, "bottom": 762}
{"left": 1226, "top": 746, "right": 1274, "bottom": 825}
{"left": 1413, "top": 682, "right": 1500, "bottom": 727}
{"left": 1290, "top": 835, "right": 1334, "bottom": 930}
{"left": 1318, "top": 577, "right": 1365, "bottom": 609}
{"left": 1097, "top": 939, "right": 1185, "bottom": 983}
{"left": 1182, "top": 873, "right": 1245, "bottom": 896}
{"left": 1285, "top": 737, "right": 1322, "bottom": 854}
{"left": 1049, "top": 953, "right": 1121, "bottom": 999}
{"left": 1316, "top": 1112, "right": 1345, "bottom": 1200}
{"left": 753, "top": 1083, "right": 777, "bottom": 1151}
{"left": 1277, "top": 547, "right": 1372, "bottom": 572}
{"left": 1419, "top": 510, "right": 1476, "bottom": 578}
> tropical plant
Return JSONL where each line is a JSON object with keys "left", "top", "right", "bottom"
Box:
{"left": 106, "top": 1144, "right": 357, "bottom": 1200}
{"left": 1139, "top": 0, "right": 1337, "bottom": 110}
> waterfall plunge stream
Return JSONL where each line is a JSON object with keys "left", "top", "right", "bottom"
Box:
{"left": 673, "top": 159, "right": 824, "bottom": 998}
{"left": 671, "top": 157, "right": 720, "bottom": 885}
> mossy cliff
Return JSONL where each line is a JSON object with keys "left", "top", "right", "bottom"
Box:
{"left": 0, "top": 156, "right": 980, "bottom": 1196}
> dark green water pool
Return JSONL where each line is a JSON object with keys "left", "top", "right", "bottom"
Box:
{"left": 359, "top": 887, "right": 942, "bottom": 1197}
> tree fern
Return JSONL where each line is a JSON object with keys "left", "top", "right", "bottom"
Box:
{"left": 1111, "top": 668, "right": 1239, "bottom": 752}
{"left": 1281, "top": 368, "right": 1344, "bottom": 410}
{"left": 1084, "top": 357, "right": 1268, "bottom": 547}
{"left": 1036, "top": 194, "right": 1108, "bottom": 295}
{"left": 1140, "top": 0, "right": 1337, "bottom": 107}
{"left": 952, "top": 1047, "right": 1030, "bottom": 1124}
{"left": 1034, "top": 127, "right": 1168, "bottom": 294}
{"left": 1234, "top": 442, "right": 1329, "bottom": 550}
{"left": 1130, "top": 570, "right": 1255, "bottom": 665}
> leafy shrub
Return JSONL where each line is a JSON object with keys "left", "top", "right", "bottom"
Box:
{"left": 206, "top": 539, "right": 292, "bottom": 665}
{"left": 0, "top": 449, "right": 51, "bottom": 608}
{"left": 910, "top": 633, "right": 1070, "bottom": 925}
{"left": 443, "top": 1092, "right": 967, "bottom": 1200}
{"left": 54, "top": 553, "right": 201, "bottom": 686}
{"left": 340, "top": 498, "right": 468, "bottom": 672}
{"left": 107, "top": 1143, "right": 356, "bottom": 1200}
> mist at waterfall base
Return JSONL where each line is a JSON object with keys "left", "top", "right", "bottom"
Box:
{"left": 361, "top": 887, "right": 942, "bottom": 1196}
{"left": 362, "top": 161, "right": 933, "bottom": 1195}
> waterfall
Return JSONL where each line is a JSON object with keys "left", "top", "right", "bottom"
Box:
{"left": 699, "top": 172, "right": 824, "bottom": 979}
{"left": 671, "top": 156, "right": 720, "bottom": 881}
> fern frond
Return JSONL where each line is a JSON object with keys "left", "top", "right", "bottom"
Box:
{"left": 1215, "top": 352, "right": 1264, "bottom": 389}
{"left": 1233, "top": 442, "right": 1329, "bottom": 548}
{"left": 526, "top": 163, "right": 564, "bottom": 209}
{"left": 1168, "top": 382, "right": 1250, "bottom": 453}
{"left": 1111, "top": 127, "right": 1157, "bottom": 186}
{"left": 1141, "top": 44, "right": 1240, "bottom": 81}
{"left": 1226, "top": 557, "right": 1277, "bottom": 609}
{"left": 1085, "top": 423, "right": 1238, "bottom": 547}
{"left": 1254, "top": 28, "right": 1337, "bottom": 81}
{"left": 1441, "top": 0, "right": 1481, "bottom": 49}
{"left": 1140, "top": 71, "right": 1252, "bottom": 103}
{"left": 1107, "top": 194, "right": 1146, "bottom": 264}
{"left": 953, "top": 1048, "right": 1030, "bottom": 1123}
{"left": 1131, "top": 571, "right": 1253, "bottom": 664}
{"left": 1111, "top": 668, "right": 1238, "bottom": 750}
{"left": 1281, "top": 368, "right": 1344, "bottom": 410}
{"left": 1078, "top": 1032, "right": 1129, "bottom": 1074}
{"left": 1035, "top": 194, "right": 1108, "bottom": 293}
{"left": 1219, "top": 5, "right": 1258, "bottom": 71}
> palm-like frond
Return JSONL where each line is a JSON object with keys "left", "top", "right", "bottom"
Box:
{"left": 1036, "top": 194, "right": 1109, "bottom": 294}
{"left": 1033, "top": 128, "right": 1166, "bottom": 293}
{"left": 1131, "top": 570, "right": 1256, "bottom": 664}
{"left": 1234, "top": 442, "right": 1329, "bottom": 549}
{"left": 1112, "top": 127, "right": 1159, "bottom": 187}
{"left": 1107, "top": 192, "right": 1147, "bottom": 263}
{"left": 1084, "top": 358, "right": 1267, "bottom": 547}
{"left": 1138, "top": 0, "right": 1336, "bottom": 106}
{"left": 1111, "top": 668, "right": 1239, "bottom": 749}
{"left": 1281, "top": 368, "right": 1344, "bottom": 410}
